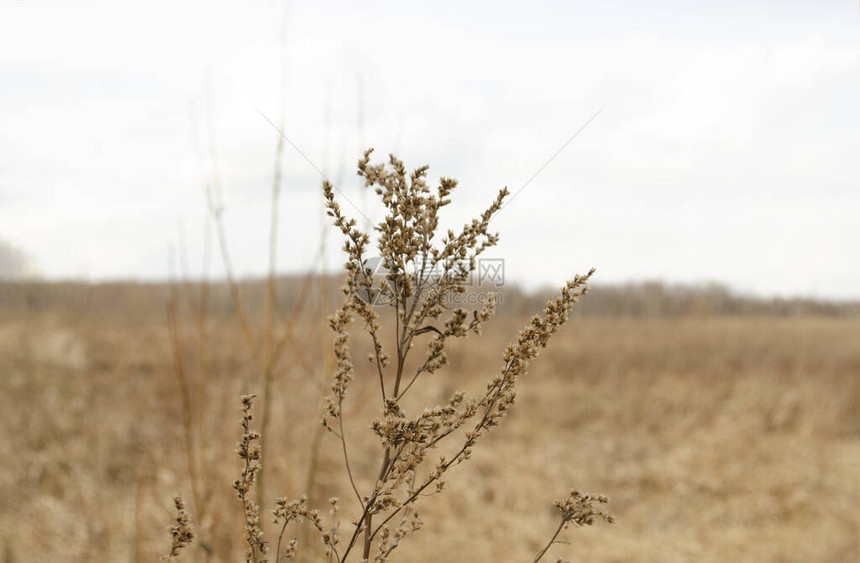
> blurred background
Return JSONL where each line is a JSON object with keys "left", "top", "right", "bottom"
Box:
{"left": 1, "top": 1, "right": 858, "bottom": 561}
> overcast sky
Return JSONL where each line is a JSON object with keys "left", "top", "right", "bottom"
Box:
{"left": 1, "top": 0, "right": 858, "bottom": 298}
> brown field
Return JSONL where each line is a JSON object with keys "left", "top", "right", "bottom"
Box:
{"left": 1, "top": 288, "right": 858, "bottom": 562}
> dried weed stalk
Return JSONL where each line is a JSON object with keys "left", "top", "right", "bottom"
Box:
{"left": 164, "top": 150, "right": 612, "bottom": 561}
{"left": 311, "top": 149, "right": 609, "bottom": 560}
{"left": 164, "top": 495, "right": 194, "bottom": 559}
{"left": 233, "top": 394, "right": 269, "bottom": 563}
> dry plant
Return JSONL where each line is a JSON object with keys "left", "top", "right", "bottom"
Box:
{"left": 166, "top": 496, "right": 195, "bottom": 559}
{"left": 533, "top": 490, "right": 615, "bottom": 562}
{"left": 164, "top": 98, "right": 321, "bottom": 554}
{"left": 165, "top": 233, "right": 215, "bottom": 557}
{"left": 165, "top": 149, "right": 612, "bottom": 561}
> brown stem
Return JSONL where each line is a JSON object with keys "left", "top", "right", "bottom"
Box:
{"left": 167, "top": 294, "right": 203, "bottom": 527}
{"left": 362, "top": 449, "right": 391, "bottom": 559}
{"left": 533, "top": 519, "right": 566, "bottom": 562}
{"left": 338, "top": 403, "right": 365, "bottom": 507}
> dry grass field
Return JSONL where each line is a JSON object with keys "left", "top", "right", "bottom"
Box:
{"left": 1, "top": 288, "right": 858, "bottom": 561}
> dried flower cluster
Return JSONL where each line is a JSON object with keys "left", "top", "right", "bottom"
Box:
{"left": 555, "top": 489, "right": 615, "bottom": 528}
{"left": 233, "top": 394, "right": 269, "bottom": 563}
{"left": 272, "top": 495, "right": 342, "bottom": 560}
{"left": 533, "top": 489, "right": 615, "bottom": 562}
{"left": 164, "top": 495, "right": 194, "bottom": 559}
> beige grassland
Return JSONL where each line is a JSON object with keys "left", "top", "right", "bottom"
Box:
{"left": 0, "top": 298, "right": 858, "bottom": 562}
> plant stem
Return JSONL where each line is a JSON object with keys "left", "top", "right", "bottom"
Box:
{"left": 533, "top": 519, "right": 566, "bottom": 562}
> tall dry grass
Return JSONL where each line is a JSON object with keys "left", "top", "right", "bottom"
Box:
{"left": 0, "top": 297, "right": 858, "bottom": 560}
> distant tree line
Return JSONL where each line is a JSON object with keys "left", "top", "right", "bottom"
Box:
{"left": 1, "top": 275, "right": 857, "bottom": 318}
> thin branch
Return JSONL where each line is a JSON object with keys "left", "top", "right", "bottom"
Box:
{"left": 337, "top": 401, "right": 365, "bottom": 508}
{"left": 533, "top": 519, "right": 566, "bottom": 562}
{"left": 205, "top": 188, "right": 263, "bottom": 368}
